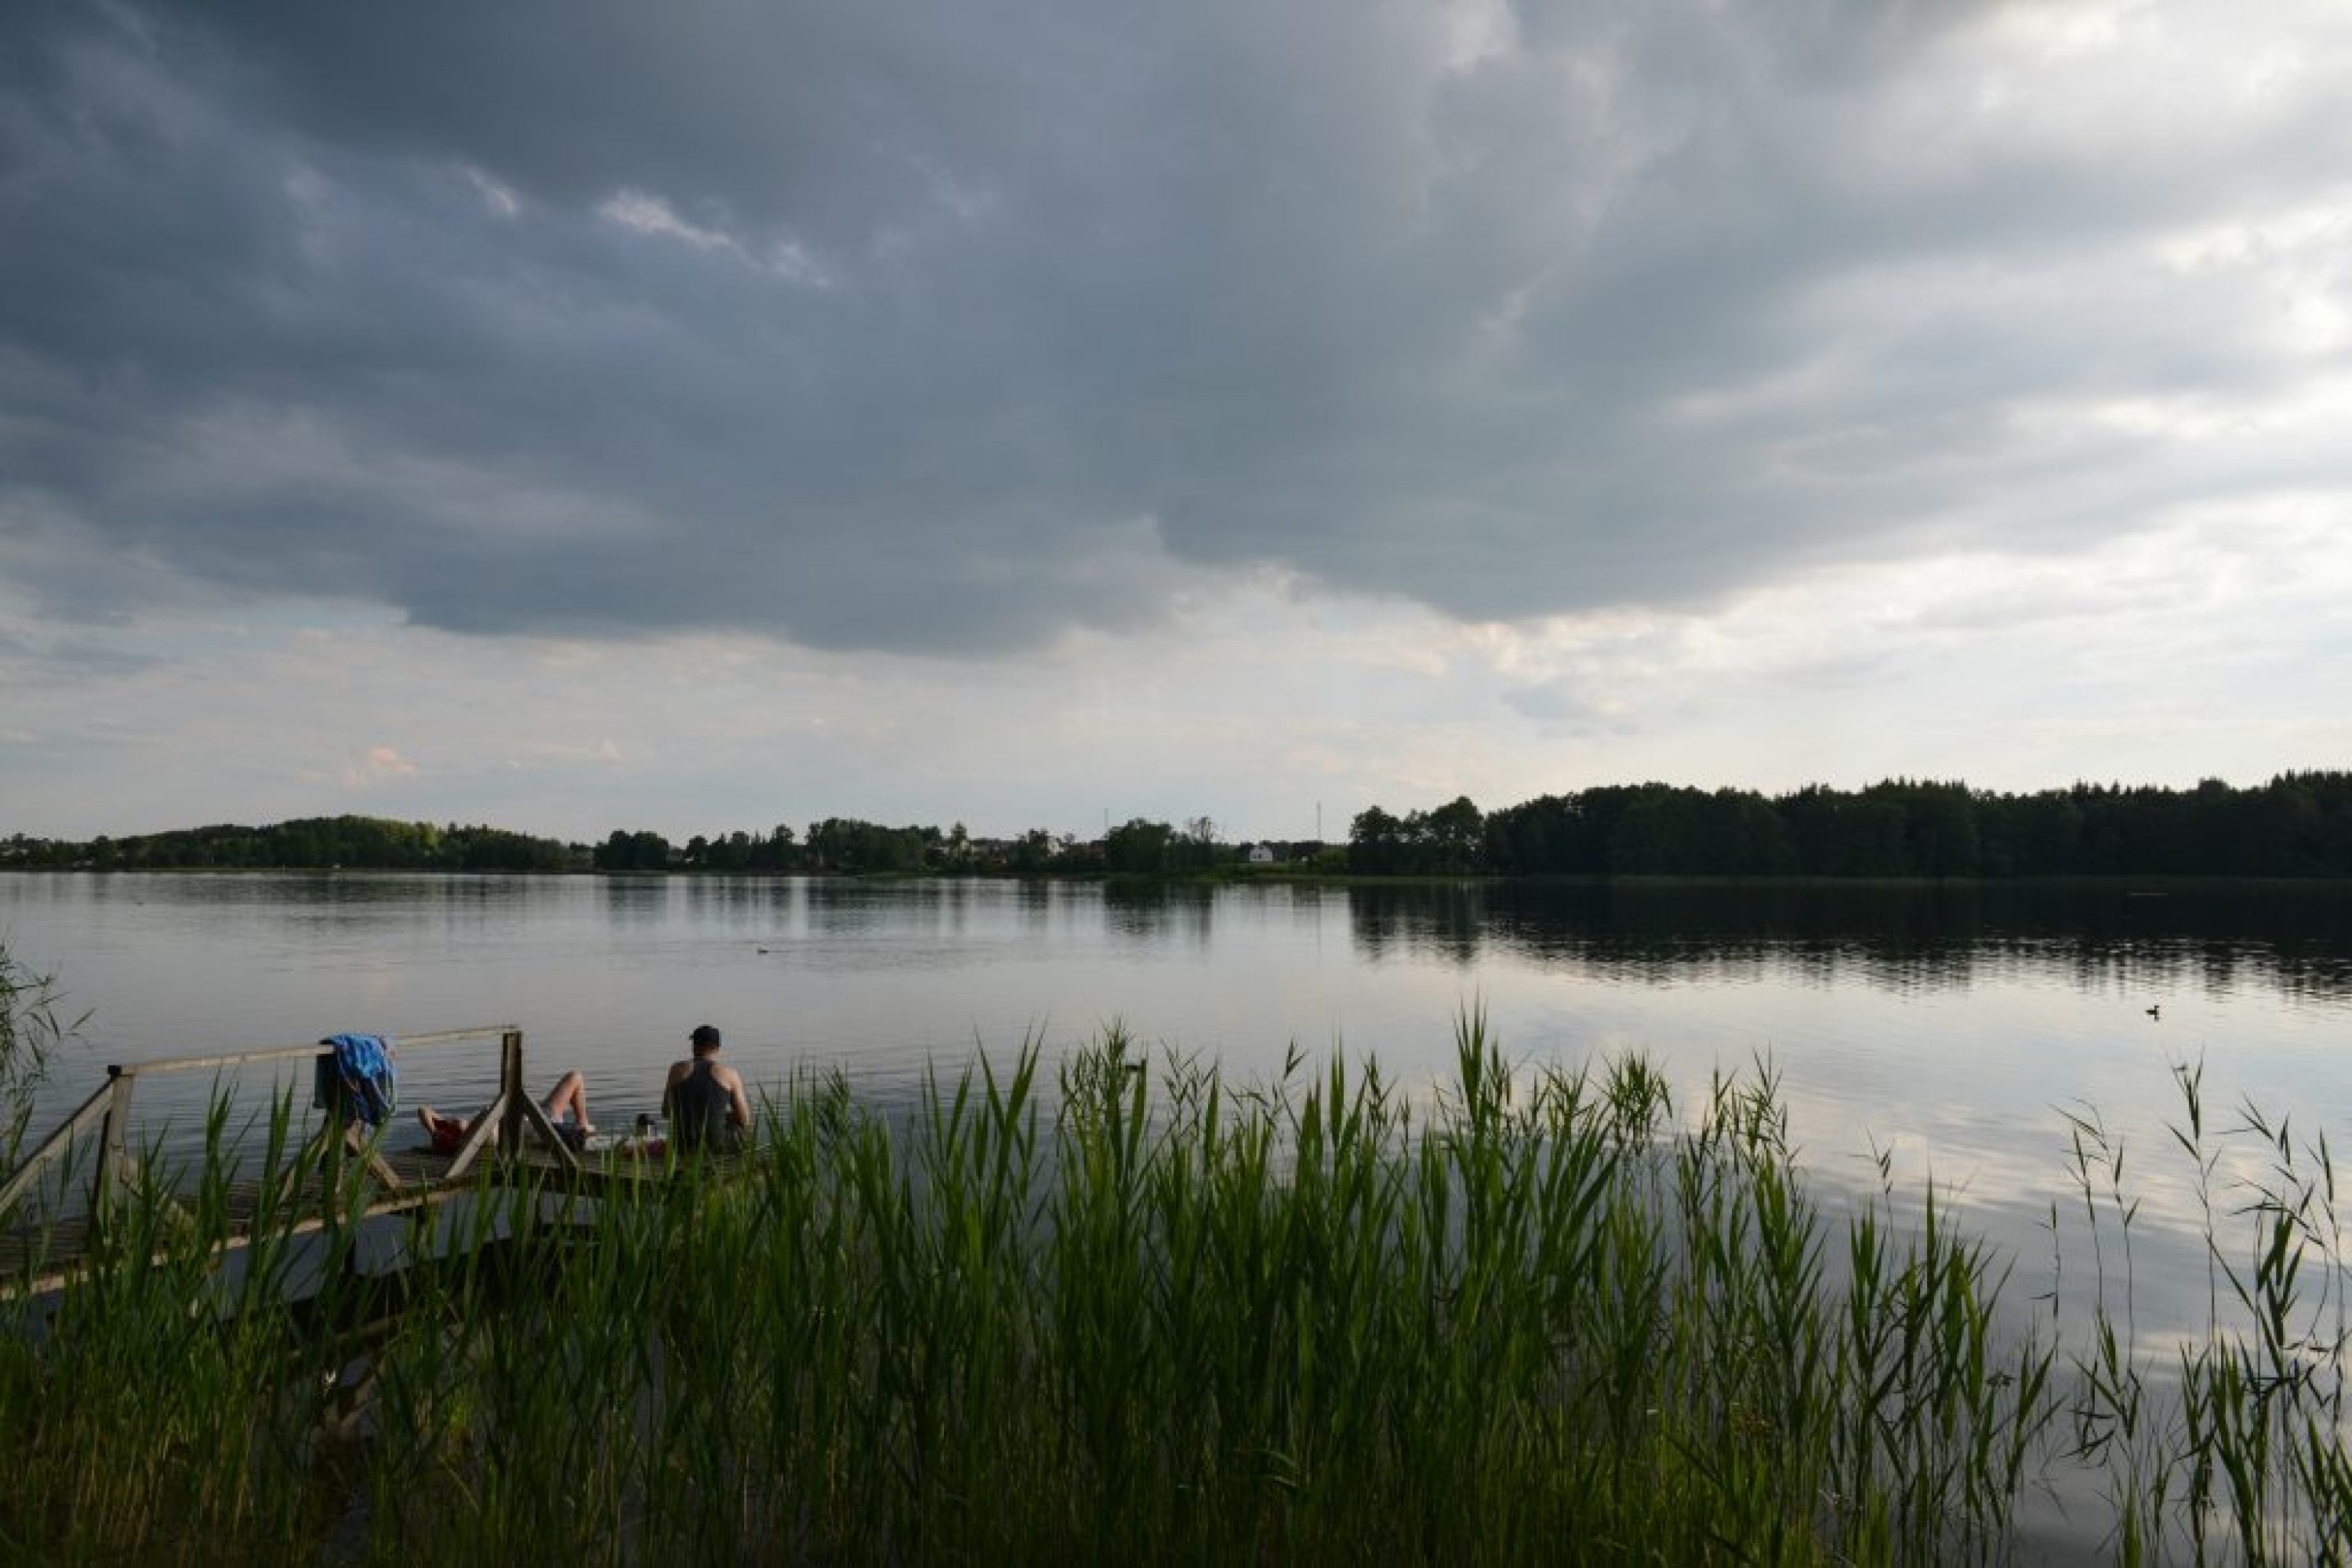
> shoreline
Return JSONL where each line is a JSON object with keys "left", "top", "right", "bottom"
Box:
{"left": 9, "top": 864, "right": 2352, "bottom": 891}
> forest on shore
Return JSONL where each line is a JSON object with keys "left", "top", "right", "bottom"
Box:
{"left": 3, "top": 771, "right": 2350, "bottom": 880}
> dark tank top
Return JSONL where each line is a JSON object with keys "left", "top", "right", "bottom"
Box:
{"left": 666, "top": 1058, "right": 737, "bottom": 1152}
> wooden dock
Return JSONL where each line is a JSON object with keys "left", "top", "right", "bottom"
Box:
{"left": 0, "top": 1025, "right": 684, "bottom": 1299}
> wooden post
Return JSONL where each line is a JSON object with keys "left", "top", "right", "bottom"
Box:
{"left": 497, "top": 1029, "right": 526, "bottom": 1159}
{"left": 95, "top": 1066, "right": 135, "bottom": 1219}
{"left": 490, "top": 1027, "right": 579, "bottom": 1173}
{"left": 442, "top": 1100, "right": 505, "bottom": 1179}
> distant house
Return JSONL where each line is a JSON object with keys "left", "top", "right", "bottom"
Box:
{"left": 1247, "top": 843, "right": 1278, "bottom": 865}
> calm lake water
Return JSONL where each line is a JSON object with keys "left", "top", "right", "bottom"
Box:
{"left": 5, "top": 871, "right": 2350, "bottom": 1320}
{"left": 5, "top": 870, "right": 2349, "bottom": 1553}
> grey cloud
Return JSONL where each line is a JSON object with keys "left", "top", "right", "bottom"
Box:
{"left": 42, "top": 637, "right": 168, "bottom": 678}
{"left": 1499, "top": 681, "right": 1637, "bottom": 733}
{"left": 0, "top": 626, "right": 167, "bottom": 681}
{"left": 3, "top": 0, "right": 2349, "bottom": 652}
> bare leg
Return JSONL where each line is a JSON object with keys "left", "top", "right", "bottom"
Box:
{"left": 542, "top": 1071, "right": 591, "bottom": 1132}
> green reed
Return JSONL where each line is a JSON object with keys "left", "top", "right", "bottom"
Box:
{"left": 0, "top": 942, "right": 81, "bottom": 1170}
{"left": 2059, "top": 1060, "right": 2352, "bottom": 1565}
{"left": 0, "top": 1013, "right": 2344, "bottom": 1563}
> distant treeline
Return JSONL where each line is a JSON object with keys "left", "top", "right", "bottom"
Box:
{"left": 0, "top": 817, "right": 581, "bottom": 873}
{"left": 1352, "top": 773, "right": 2352, "bottom": 878}
{"left": 6, "top": 772, "right": 2351, "bottom": 878}
{"left": 0, "top": 815, "right": 1094, "bottom": 877}
{"left": 608, "top": 821, "right": 1094, "bottom": 875}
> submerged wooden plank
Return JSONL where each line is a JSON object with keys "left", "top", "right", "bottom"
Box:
{"left": 1, "top": 1168, "right": 468, "bottom": 1300}
{"left": 1, "top": 1135, "right": 752, "bottom": 1301}
{"left": 0, "top": 1083, "right": 114, "bottom": 1215}
{"left": 0, "top": 1214, "right": 93, "bottom": 1281}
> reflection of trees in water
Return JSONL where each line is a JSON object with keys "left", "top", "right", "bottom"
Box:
{"left": 913, "top": 877, "right": 980, "bottom": 941}
{"left": 676, "top": 873, "right": 800, "bottom": 934}
{"left": 598, "top": 873, "right": 677, "bottom": 930}
{"left": 2029, "top": 935, "right": 2352, "bottom": 1004}
{"left": 1014, "top": 878, "right": 1055, "bottom": 938}
{"left": 138, "top": 869, "right": 559, "bottom": 940}
{"left": 238, "top": 871, "right": 539, "bottom": 938}
{"left": 1349, "top": 884, "right": 1487, "bottom": 969}
{"left": 1103, "top": 882, "right": 1216, "bottom": 951}
{"left": 1345, "top": 881, "right": 2352, "bottom": 1000}
{"left": 801, "top": 876, "right": 896, "bottom": 936}
{"left": 1283, "top": 884, "right": 1342, "bottom": 940}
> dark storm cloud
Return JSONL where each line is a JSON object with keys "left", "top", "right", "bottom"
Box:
{"left": 3, "top": 0, "right": 2346, "bottom": 651}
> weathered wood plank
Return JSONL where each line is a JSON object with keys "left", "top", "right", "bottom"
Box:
{"left": 0, "top": 1082, "right": 113, "bottom": 1215}
{"left": 102, "top": 1025, "right": 518, "bottom": 1078}
{"left": 0, "top": 1135, "right": 746, "bottom": 1300}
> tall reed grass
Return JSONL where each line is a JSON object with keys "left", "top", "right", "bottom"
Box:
{"left": 2055, "top": 1061, "right": 2352, "bottom": 1565}
{"left": 0, "top": 942, "right": 78, "bottom": 1166}
{"left": 0, "top": 1011, "right": 2344, "bottom": 1563}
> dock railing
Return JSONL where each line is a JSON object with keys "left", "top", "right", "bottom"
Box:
{"left": 0, "top": 1025, "right": 578, "bottom": 1238}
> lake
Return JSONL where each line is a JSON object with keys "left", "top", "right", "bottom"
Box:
{"left": 5, "top": 869, "right": 2350, "bottom": 1554}
{"left": 5, "top": 871, "right": 2350, "bottom": 1321}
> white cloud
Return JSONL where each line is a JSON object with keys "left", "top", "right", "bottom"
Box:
{"left": 321, "top": 742, "right": 419, "bottom": 791}
{"left": 597, "top": 188, "right": 734, "bottom": 251}
{"left": 597, "top": 187, "right": 830, "bottom": 284}
{"left": 463, "top": 165, "right": 521, "bottom": 218}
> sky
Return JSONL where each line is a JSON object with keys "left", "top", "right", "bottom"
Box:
{"left": 3, "top": 0, "right": 2349, "bottom": 844}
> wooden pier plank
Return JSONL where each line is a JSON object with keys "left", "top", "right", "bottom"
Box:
{"left": 2, "top": 1135, "right": 740, "bottom": 1299}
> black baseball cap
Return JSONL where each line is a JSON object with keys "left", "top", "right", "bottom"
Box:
{"left": 689, "top": 1024, "right": 722, "bottom": 1048}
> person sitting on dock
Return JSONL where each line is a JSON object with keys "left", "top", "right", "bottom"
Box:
{"left": 664, "top": 1025, "right": 750, "bottom": 1154}
{"left": 415, "top": 1070, "right": 593, "bottom": 1155}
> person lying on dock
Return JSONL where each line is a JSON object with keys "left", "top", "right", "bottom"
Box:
{"left": 664, "top": 1025, "right": 751, "bottom": 1154}
{"left": 415, "top": 1070, "right": 593, "bottom": 1154}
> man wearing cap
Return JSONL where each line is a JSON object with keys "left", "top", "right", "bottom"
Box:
{"left": 664, "top": 1024, "right": 752, "bottom": 1152}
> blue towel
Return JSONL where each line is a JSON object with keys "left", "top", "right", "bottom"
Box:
{"left": 314, "top": 1032, "right": 397, "bottom": 1126}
